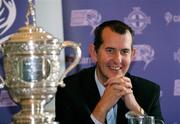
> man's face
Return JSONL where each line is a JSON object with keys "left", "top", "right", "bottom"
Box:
{"left": 91, "top": 27, "right": 135, "bottom": 84}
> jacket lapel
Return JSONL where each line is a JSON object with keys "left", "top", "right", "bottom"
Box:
{"left": 80, "top": 67, "right": 101, "bottom": 112}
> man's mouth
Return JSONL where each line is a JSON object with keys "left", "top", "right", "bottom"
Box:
{"left": 109, "top": 66, "right": 122, "bottom": 71}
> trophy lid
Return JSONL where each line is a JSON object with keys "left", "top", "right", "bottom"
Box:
{"left": 6, "top": 0, "right": 57, "bottom": 43}
{"left": 7, "top": 24, "right": 55, "bottom": 42}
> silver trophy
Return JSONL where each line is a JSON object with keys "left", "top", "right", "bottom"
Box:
{"left": 0, "top": 0, "right": 81, "bottom": 124}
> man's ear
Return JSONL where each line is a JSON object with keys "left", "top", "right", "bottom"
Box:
{"left": 88, "top": 43, "right": 97, "bottom": 63}
{"left": 131, "top": 48, "right": 136, "bottom": 61}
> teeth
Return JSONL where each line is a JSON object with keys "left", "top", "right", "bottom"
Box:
{"left": 111, "top": 66, "right": 120, "bottom": 70}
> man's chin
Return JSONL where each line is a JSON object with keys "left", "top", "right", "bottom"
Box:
{"left": 109, "top": 70, "right": 124, "bottom": 76}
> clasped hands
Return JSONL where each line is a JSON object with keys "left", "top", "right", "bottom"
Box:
{"left": 92, "top": 75, "right": 143, "bottom": 123}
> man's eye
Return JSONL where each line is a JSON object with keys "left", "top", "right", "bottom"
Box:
{"left": 121, "top": 49, "right": 130, "bottom": 55}
{"left": 106, "top": 48, "right": 114, "bottom": 53}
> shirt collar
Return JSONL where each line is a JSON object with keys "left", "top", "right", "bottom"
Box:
{"left": 95, "top": 69, "right": 105, "bottom": 97}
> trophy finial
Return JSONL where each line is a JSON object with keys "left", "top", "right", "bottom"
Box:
{"left": 25, "top": 0, "right": 36, "bottom": 26}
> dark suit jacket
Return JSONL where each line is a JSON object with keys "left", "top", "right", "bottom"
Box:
{"left": 55, "top": 66, "right": 164, "bottom": 124}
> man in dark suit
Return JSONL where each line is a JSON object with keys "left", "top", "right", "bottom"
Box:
{"left": 55, "top": 20, "right": 164, "bottom": 124}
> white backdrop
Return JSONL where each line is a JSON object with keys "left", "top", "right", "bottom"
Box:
{"left": 35, "top": 0, "right": 65, "bottom": 112}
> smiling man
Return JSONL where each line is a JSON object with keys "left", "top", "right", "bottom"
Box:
{"left": 55, "top": 20, "right": 164, "bottom": 124}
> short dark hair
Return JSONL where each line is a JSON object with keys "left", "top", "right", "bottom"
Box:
{"left": 93, "top": 20, "right": 134, "bottom": 52}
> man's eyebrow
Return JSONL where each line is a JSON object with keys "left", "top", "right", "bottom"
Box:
{"left": 121, "top": 48, "right": 130, "bottom": 50}
{"left": 105, "top": 47, "right": 115, "bottom": 49}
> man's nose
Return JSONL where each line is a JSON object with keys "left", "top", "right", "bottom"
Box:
{"left": 113, "top": 51, "right": 122, "bottom": 63}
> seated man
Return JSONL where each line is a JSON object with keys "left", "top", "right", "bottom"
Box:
{"left": 55, "top": 20, "right": 164, "bottom": 124}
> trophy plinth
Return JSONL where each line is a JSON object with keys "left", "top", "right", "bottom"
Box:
{"left": 0, "top": 1, "right": 81, "bottom": 124}
{"left": 12, "top": 100, "right": 55, "bottom": 124}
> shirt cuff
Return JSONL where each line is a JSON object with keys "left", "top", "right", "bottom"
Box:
{"left": 90, "top": 114, "right": 103, "bottom": 124}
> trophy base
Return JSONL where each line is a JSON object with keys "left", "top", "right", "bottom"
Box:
{"left": 12, "top": 111, "right": 58, "bottom": 124}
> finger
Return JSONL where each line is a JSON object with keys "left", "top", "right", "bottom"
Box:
{"left": 105, "top": 75, "right": 123, "bottom": 86}
{"left": 112, "top": 78, "right": 132, "bottom": 89}
{"left": 106, "top": 78, "right": 132, "bottom": 91}
{"left": 111, "top": 84, "right": 132, "bottom": 94}
{"left": 122, "top": 76, "right": 131, "bottom": 83}
{"left": 117, "top": 88, "right": 133, "bottom": 97}
{"left": 122, "top": 77, "right": 132, "bottom": 88}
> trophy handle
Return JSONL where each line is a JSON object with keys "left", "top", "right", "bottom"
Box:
{"left": 58, "top": 41, "right": 81, "bottom": 87}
